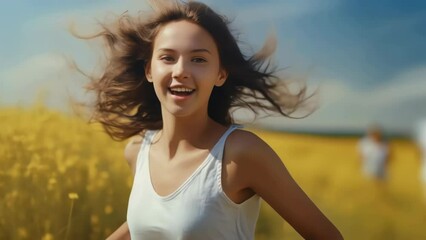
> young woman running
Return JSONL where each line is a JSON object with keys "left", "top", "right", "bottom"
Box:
{"left": 81, "top": 1, "right": 343, "bottom": 239}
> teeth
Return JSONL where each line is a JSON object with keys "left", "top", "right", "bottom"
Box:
{"left": 170, "top": 87, "right": 194, "bottom": 93}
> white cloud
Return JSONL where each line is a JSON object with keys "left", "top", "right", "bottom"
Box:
{"left": 373, "top": 66, "right": 426, "bottom": 105}
{"left": 257, "top": 65, "right": 426, "bottom": 134}
{"left": 0, "top": 53, "right": 86, "bottom": 109}
{"left": 1, "top": 53, "right": 67, "bottom": 86}
{"left": 0, "top": 0, "right": 150, "bottom": 108}
{"left": 19, "top": 0, "right": 150, "bottom": 51}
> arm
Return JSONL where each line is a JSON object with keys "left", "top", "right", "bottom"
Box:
{"left": 232, "top": 131, "right": 343, "bottom": 240}
{"left": 106, "top": 135, "right": 143, "bottom": 240}
{"left": 106, "top": 222, "right": 131, "bottom": 240}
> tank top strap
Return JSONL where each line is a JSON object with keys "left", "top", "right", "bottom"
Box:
{"left": 211, "top": 124, "right": 242, "bottom": 162}
{"left": 212, "top": 125, "right": 242, "bottom": 162}
{"left": 135, "top": 130, "right": 158, "bottom": 172}
{"left": 210, "top": 124, "right": 242, "bottom": 200}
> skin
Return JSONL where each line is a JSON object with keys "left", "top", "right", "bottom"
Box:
{"left": 107, "top": 20, "right": 343, "bottom": 240}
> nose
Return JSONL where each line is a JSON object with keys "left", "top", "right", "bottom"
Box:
{"left": 172, "top": 57, "right": 189, "bottom": 80}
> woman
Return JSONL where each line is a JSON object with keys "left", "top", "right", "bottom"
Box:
{"left": 79, "top": 1, "right": 343, "bottom": 239}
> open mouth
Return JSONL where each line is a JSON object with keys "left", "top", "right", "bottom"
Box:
{"left": 169, "top": 87, "right": 195, "bottom": 96}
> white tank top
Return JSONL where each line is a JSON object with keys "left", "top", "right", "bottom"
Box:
{"left": 127, "top": 125, "right": 261, "bottom": 240}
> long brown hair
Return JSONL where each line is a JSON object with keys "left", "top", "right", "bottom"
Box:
{"left": 75, "top": 0, "right": 312, "bottom": 141}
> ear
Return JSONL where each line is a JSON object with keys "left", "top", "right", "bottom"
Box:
{"left": 215, "top": 68, "right": 228, "bottom": 87}
{"left": 145, "top": 61, "right": 153, "bottom": 82}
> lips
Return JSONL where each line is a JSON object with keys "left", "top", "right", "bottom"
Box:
{"left": 168, "top": 87, "right": 195, "bottom": 96}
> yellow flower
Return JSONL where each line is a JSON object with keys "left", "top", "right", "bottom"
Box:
{"left": 68, "top": 192, "right": 79, "bottom": 200}
{"left": 47, "top": 177, "right": 57, "bottom": 190}
{"left": 48, "top": 177, "right": 57, "bottom": 185}
{"left": 41, "top": 233, "right": 54, "bottom": 240}
{"left": 17, "top": 227, "right": 28, "bottom": 238}
{"left": 104, "top": 205, "right": 113, "bottom": 215}
{"left": 91, "top": 214, "right": 99, "bottom": 225}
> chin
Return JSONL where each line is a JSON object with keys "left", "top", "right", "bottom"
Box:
{"left": 164, "top": 106, "right": 195, "bottom": 118}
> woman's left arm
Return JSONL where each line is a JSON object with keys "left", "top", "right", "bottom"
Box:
{"left": 232, "top": 131, "right": 343, "bottom": 240}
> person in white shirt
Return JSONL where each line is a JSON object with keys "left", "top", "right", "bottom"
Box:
{"left": 415, "top": 119, "right": 426, "bottom": 202}
{"left": 358, "top": 125, "right": 390, "bottom": 180}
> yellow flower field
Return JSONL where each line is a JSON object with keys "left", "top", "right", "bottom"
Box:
{"left": 1, "top": 106, "right": 425, "bottom": 239}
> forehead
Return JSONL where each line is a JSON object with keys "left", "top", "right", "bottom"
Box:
{"left": 153, "top": 20, "right": 218, "bottom": 54}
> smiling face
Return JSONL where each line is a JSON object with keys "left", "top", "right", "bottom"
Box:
{"left": 146, "top": 20, "right": 227, "bottom": 120}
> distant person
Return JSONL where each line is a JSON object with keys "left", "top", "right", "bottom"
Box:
{"left": 415, "top": 119, "right": 426, "bottom": 201}
{"left": 358, "top": 125, "right": 390, "bottom": 180}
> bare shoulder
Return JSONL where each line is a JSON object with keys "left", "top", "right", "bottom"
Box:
{"left": 124, "top": 133, "right": 144, "bottom": 174}
{"left": 222, "top": 128, "right": 284, "bottom": 196}
{"left": 225, "top": 129, "right": 276, "bottom": 163}
{"left": 224, "top": 129, "right": 287, "bottom": 186}
{"left": 227, "top": 129, "right": 262, "bottom": 145}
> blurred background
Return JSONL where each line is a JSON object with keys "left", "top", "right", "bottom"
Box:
{"left": 1, "top": 0, "right": 426, "bottom": 239}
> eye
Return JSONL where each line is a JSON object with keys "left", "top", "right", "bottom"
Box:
{"left": 160, "top": 55, "right": 175, "bottom": 62}
{"left": 192, "top": 57, "right": 207, "bottom": 63}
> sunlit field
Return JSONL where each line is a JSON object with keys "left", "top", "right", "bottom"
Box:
{"left": 1, "top": 106, "right": 425, "bottom": 240}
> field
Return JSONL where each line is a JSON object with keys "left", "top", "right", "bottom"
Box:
{"left": 1, "top": 105, "right": 425, "bottom": 239}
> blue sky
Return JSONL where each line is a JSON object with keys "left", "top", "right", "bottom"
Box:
{"left": 1, "top": 0, "right": 425, "bottom": 135}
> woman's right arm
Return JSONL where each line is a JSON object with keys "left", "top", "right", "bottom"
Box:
{"left": 106, "top": 135, "right": 143, "bottom": 240}
{"left": 106, "top": 222, "right": 131, "bottom": 240}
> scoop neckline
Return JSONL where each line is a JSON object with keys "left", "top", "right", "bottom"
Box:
{"left": 146, "top": 125, "right": 236, "bottom": 201}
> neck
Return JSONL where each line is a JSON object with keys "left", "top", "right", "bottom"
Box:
{"left": 158, "top": 108, "right": 224, "bottom": 153}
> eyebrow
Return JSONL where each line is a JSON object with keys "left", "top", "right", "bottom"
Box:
{"left": 157, "top": 48, "right": 212, "bottom": 55}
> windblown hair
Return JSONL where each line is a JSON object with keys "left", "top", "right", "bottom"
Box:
{"left": 77, "top": 0, "right": 312, "bottom": 141}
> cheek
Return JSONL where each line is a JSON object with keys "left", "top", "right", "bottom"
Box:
{"left": 150, "top": 63, "right": 170, "bottom": 82}
{"left": 194, "top": 64, "right": 220, "bottom": 77}
{"left": 150, "top": 71, "right": 170, "bottom": 97}
{"left": 151, "top": 83, "right": 168, "bottom": 102}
